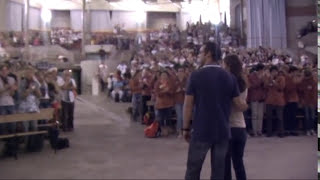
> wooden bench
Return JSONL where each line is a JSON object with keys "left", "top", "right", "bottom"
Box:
{"left": 0, "top": 108, "right": 55, "bottom": 159}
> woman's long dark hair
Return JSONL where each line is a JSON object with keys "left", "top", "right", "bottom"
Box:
{"left": 224, "top": 55, "right": 247, "bottom": 93}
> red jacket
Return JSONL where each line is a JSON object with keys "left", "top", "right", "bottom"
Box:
{"left": 248, "top": 72, "right": 266, "bottom": 102}
{"left": 284, "top": 75, "right": 299, "bottom": 103}
{"left": 174, "top": 76, "right": 187, "bottom": 104}
{"left": 297, "top": 76, "right": 317, "bottom": 107}
{"left": 264, "top": 75, "right": 286, "bottom": 106}
{"left": 154, "top": 79, "right": 175, "bottom": 109}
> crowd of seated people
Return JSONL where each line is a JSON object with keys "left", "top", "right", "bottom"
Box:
{"left": 102, "top": 21, "right": 317, "bottom": 138}
{"left": 50, "top": 28, "right": 82, "bottom": 50}
{"left": 0, "top": 60, "right": 77, "bottom": 140}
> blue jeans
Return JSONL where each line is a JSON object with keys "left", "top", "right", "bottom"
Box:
{"left": 224, "top": 128, "right": 247, "bottom": 180}
{"left": 185, "top": 139, "right": 229, "bottom": 180}
{"left": 132, "top": 94, "right": 142, "bottom": 121}
{"left": 0, "top": 106, "right": 16, "bottom": 134}
{"left": 175, "top": 103, "right": 183, "bottom": 131}
{"left": 156, "top": 108, "right": 171, "bottom": 127}
{"left": 304, "top": 106, "right": 315, "bottom": 131}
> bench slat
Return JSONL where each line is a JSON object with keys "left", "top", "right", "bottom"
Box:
{"left": 0, "top": 130, "right": 47, "bottom": 139}
{"left": 0, "top": 108, "right": 54, "bottom": 124}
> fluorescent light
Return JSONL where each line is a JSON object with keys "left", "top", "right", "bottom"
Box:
{"left": 41, "top": 8, "right": 52, "bottom": 23}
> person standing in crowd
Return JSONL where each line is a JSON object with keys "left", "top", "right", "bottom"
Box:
{"left": 183, "top": 42, "right": 248, "bottom": 180}
{"left": 223, "top": 55, "right": 248, "bottom": 180}
{"left": 19, "top": 67, "right": 41, "bottom": 132}
{"left": 264, "top": 66, "right": 286, "bottom": 137}
{"left": 58, "top": 70, "right": 77, "bottom": 132}
{"left": 284, "top": 66, "right": 301, "bottom": 136}
{"left": 0, "top": 64, "right": 17, "bottom": 134}
{"left": 248, "top": 63, "right": 265, "bottom": 137}
{"left": 111, "top": 71, "right": 124, "bottom": 102}
{"left": 130, "top": 70, "right": 142, "bottom": 122}
{"left": 154, "top": 71, "right": 174, "bottom": 136}
{"left": 174, "top": 66, "right": 187, "bottom": 138}
{"left": 298, "top": 69, "right": 317, "bottom": 136}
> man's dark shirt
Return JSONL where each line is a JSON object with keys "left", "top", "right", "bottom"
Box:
{"left": 186, "top": 65, "right": 240, "bottom": 143}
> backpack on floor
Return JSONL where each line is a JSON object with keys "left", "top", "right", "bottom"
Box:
{"left": 26, "top": 134, "right": 44, "bottom": 152}
{"left": 3, "top": 139, "right": 19, "bottom": 157}
{"left": 48, "top": 127, "right": 70, "bottom": 150}
{"left": 144, "top": 121, "right": 161, "bottom": 138}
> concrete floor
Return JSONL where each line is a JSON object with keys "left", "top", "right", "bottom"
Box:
{"left": 0, "top": 95, "right": 317, "bottom": 179}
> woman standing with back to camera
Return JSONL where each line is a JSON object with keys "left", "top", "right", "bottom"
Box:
{"left": 223, "top": 54, "right": 248, "bottom": 180}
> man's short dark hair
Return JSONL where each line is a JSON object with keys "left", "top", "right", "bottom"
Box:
{"left": 255, "top": 63, "right": 264, "bottom": 71}
{"left": 269, "top": 66, "right": 278, "bottom": 72}
{"left": 204, "top": 42, "right": 222, "bottom": 62}
{"left": 288, "top": 66, "right": 298, "bottom": 73}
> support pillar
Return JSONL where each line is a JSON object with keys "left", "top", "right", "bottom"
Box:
{"left": 24, "top": 0, "right": 30, "bottom": 60}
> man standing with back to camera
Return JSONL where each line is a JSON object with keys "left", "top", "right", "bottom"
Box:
{"left": 183, "top": 42, "right": 248, "bottom": 180}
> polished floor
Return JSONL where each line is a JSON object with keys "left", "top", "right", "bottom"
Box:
{"left": 0, "top": 95, "right": 317, "bottom": 179}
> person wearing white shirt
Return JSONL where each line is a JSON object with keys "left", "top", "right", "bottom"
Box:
{"left": 58, "top": 70, "right": 77, "bottom": 132}
{"left": 117, "top": 62, "right": 127, "bottom": 76}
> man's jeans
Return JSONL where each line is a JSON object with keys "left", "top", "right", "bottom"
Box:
{"left": 0, "top": 106, "right": 16, "bottom": 134}
{"left": 304, "top": 106, "right": 315, "bottom": 131}
{"left": 175, "top": 103, "right": 183, "bottom": 132}
{"left": 185, "top": 139, "right": 229, "bottom": 180}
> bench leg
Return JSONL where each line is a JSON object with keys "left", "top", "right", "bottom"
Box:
{"left": 12, "top": 137, "right": 19, "bottom": 160}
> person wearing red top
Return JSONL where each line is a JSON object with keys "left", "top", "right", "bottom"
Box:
{"left": 264, "top": 66, "right": 286, "bottom": 137}
{"left": 129, "top": 70, "right": 142, "bottom": 122}
{"left": 297, "top": 69, "right": 317, "bottom": 136}
{"left": 174, "top": 67, "right": 187, "bottom": 138}
{"left": 248, "top": 63, "right": 265, "bottom": 136}
{"left": 154, "top": 71, "right": 174, "bottom": 136}
{"left": 283, "top": 66, "right": 301, "bottom": 136}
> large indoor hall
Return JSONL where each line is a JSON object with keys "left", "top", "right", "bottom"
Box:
{"left": 0, "top": 0, "right": 318, "bottom": 179}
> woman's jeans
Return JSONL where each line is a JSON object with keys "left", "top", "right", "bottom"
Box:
{"left": 132, "top": 94, "right": 142, "bottom": 121}
{"left": 0, "top": 106, "right": 16, "bottom": 134}
{"left": 224, "top": 128, "right": 247, "bottom": 180}
{"left": 175, "top": 103, "right": 183, "bottom": 132}
{"left": 304, "top": 106, "right": 315, "bottom": 131}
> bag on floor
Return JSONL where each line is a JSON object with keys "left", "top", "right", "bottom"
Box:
{"left": 144, "top": 121, "right": 161, "bottom": 138}
{"left": 48, "top": 127, "right": 70, "bottom": 150}
{"left": 3, "top": 139, "right": 19, "bottom": 157}
{"left": 26, "top": 134, "right": 44, "bottom": 152}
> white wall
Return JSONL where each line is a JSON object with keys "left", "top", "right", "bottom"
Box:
{"left": 178, "top": 12, "right": 192, "bottom": 30}
{"left": 111, "top": 11, "right": 146, "bottom": 30}
{"left": 90, "top": 10, "right": 112, "bottom": 32}
{"left": 7, "top": 1, "right": 23, "bottom": 31}
{"left": 147, "top": 12, "right": 176, "bottom": 30}
{"left": 51, "top": 10, "right": 71, "bottom": 28}
{"left": 70, "top": 10, "right": 83, "bottom": 31}
{"left": 29, "top": 7, "right": 41, "bottom": 30}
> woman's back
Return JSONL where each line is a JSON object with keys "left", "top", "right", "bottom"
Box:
{"left": 229, "top": 88, "right": 247, "bottom": 128}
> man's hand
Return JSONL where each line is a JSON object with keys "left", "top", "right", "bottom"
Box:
{"left": 183, "top": 130, "right": 191, "bottom": 143}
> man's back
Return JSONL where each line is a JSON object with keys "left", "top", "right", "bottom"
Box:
{"left": 186, "top": 65, "right": 239, "bottom": 143}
